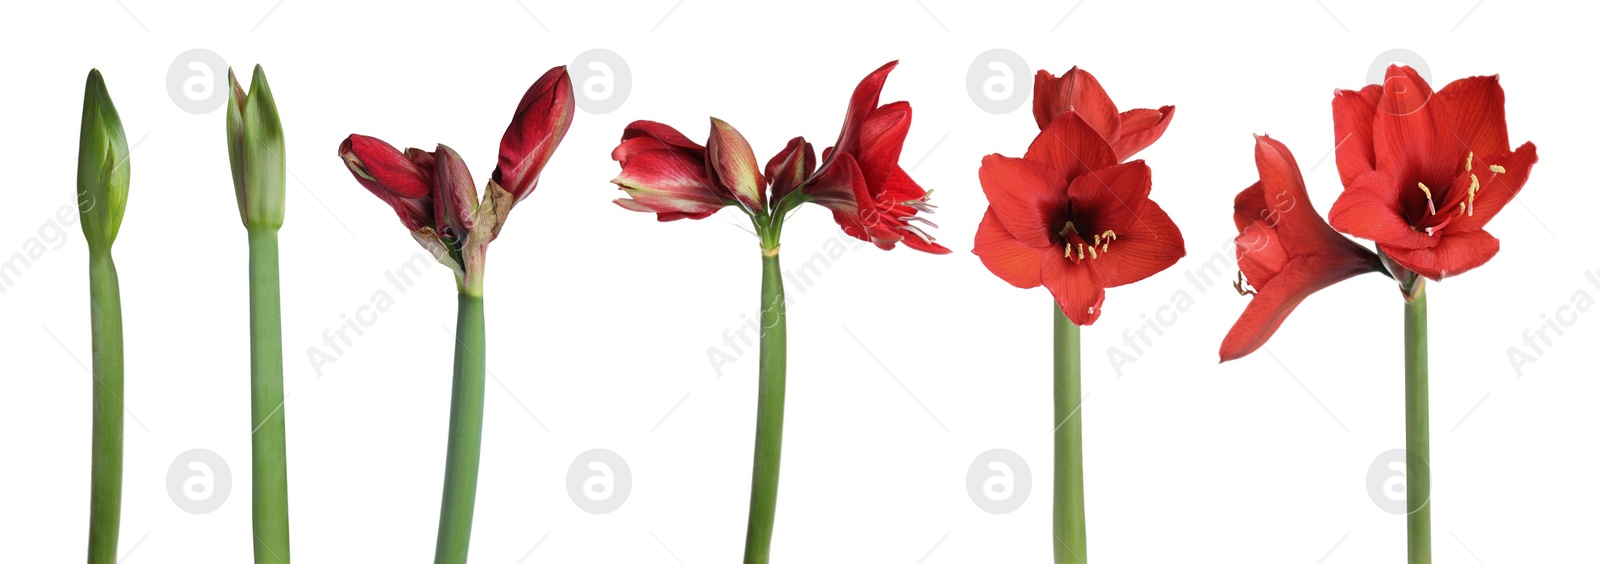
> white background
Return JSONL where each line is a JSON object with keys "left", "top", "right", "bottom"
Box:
{"left": 2, "top": 0, "right": 1596, "bottom": 562}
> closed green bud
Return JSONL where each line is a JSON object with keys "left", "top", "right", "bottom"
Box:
{"left": 77, "top": 69, "right": 130, "bottom": 253}
{"left": 228, "top": 64, "right": 286, "bottom": 230}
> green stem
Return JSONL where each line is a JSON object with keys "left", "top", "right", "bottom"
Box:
{"left": 1052, "top": 304, "right": 1086, "bottom": 564}
{"left": 434, "top": 292, "right": 486, "bottom": 564}
{"left": 248, "top": 227, "right": 291, "bottom": 563}
{"left": 1405, "top": 286, "right": 1430, "bottom": 563}
{"left": 85, "top": 251, "right": 123, "bottom": 564}
{"left": 742, "top": 250, "right": 787, "bottom": 564}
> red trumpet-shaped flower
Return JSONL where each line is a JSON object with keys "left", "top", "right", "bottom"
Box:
{"left": 974, "top": 112, "right": 1186, "bottom": 326}
{"left": 610, "top": 61, "right": 947, "bottom": 254}
{"left": 1220, "top": 135, "right": 1386, "bottom": 362}
{"left": 1033, "top": 67, "right": 1176, "bottom": 162}
{"left": 1327, "top": 65, "right": 1537, "bottom": 280}
{"left": 339, "top": 66, "right": 574, "bottom": 293}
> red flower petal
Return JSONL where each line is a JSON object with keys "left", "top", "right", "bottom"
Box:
{"left": 1435, "top": 74, "right": 1510, "bottom": 158}
{"left": 765, "top": 136, "right": 815, "bottom": 207}
{"left": 706, "top": 117, "right": 766, "bottom": 212}
{"left": 617, "top": 120, "right": 704, "bottom": 157}
{"left": 1372, "top": 65, "right": 1457, "bottom": 185}
{"left": 1219, "top": 254, "right": 1374, "bottom": 362}
{"left": 1041, "top": 251, "right": 1105, "bottom": 326}
{"left": 431, "top": 144, "right": 478, "bottom": 239}
{"left": 1096, "top": 199, "right": 1185, "bottom": 288}
{"left": 1111, "top": 105, "right": 1175, "bottom": 160}
{"left": 338, "top": 134, "right": 434, "bottom": 231}
{"left": 1445, "top": 142, "right": 1537, "bottom": 234}
{"left": 974, "top": 207, "right": 1047, "bottom": 288}
{"left": 493, "top": 65, "right": 574, "bottom": 204}
{"left": 1332, "top": 84, "right": 1381, "bottom": 188}
{"left": 854, "top": 102, "right": 912, "bottom": 189}
{"left": 978, "top": 154, "right": 1069, "bottom": 248}
{"left": 1381, "top": 229, "right": 1500, "bottom": 280}
{"left": 1030, "top": 67, "right": 1120, "bottom": 143}
{"left": 611, "top": 148, "right": 728, "bottom": 221}
{"left": 1234, "top": 219, "right": 1289, "bottom": 290}
{"left": 824, "top": 60, "right": 897, "bottom": 169}
{"left": 1328, "top": 170, "right": 1436, "bottom": 250}
{"left": 1025, "top": 112, "right": 1119, "bottom": 182}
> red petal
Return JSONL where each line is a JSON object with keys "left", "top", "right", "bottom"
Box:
{"left": 612, "top": 148, "right": 728, "bottom": 221}
{"left": 706, "top": 117, "right": 766, "bottom": 212}
{"left": 854, "top": 101, "right": 912, "bottom": 189}
{"left": 1328, "top": 170, "right": 1435, "bottom": 250}
{"left": 1233, "top": 180, "right": 1267, "bottom": 233}
{"left": 1111, "top": 105, "right": 1175, "bottom": 161}
{"left": 978, "top": 154, "right": 1069, "bottom": 248}
{"left": 1445, "top": 142, "right": 1537, "bottom": 234}
{"left": 1332, "top": 84, "right": 1381, "bottom": 188}
{"left": 1041, "top": 251, "right": 1105, "bottom": 326}
{"left": 431, "top": 144, "right": 478, "bottom": 237}
{"left": 1025, "top": 112, "right": 1119, "bottom": 182}
{"left": 1234, "top": 219, "right": 1288, "bottom": 290}
{"left": 1096, "top": 199, "right": 1185, "bottom": 288}
{"left": 974, "top": 207, "right": 1047, "bottom": 288}
{"left": 621, "top": 120, "right": 704, "bottom": 153}
{"left": 824, "top": 60, "right": 897, "bottom": 169}
{"left": 1372, "top": 65, "right": 1457, "bottom": 185}
{"left": 340, "top": 134, "right": 431, "bottom": 198}
{"left": 1061, "top": 160, "right": 1152, "bottom": 235}
{"left": 765, "top": 136, "right": 815, "bottom": 207}
{"left": 1218, "top": 254, "right": 1377, "bottom": 362}
{"left": 493, "top": 65, "right": 574, "bottom": 203}
{"left": 1030, "top": 67, "right": 1120, "bottom": 142}
{"left": 1381, "top": 229, "right": 1500, "bottom": 280}
{"left": 1436, "top": 75, "right": 1510, "bottom": 158}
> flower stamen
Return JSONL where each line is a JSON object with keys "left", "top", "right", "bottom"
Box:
{"left": 1417, "top": 182, "right": 1437, "bottom": 216}
{"left": 1489, "top": 164, "right": 1506, "bottom": 174}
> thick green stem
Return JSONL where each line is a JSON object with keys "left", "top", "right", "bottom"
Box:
{"left": 85, "top": 251, "right": 123, "bottom": 564}
{"left": 1052, "top": 304, "right": 1086, "bottom": 564}
{"left": 434, "top": 292, "right": 486, "bottom": 564}
{"left": 248, "top": 227, "right": 291, "bottom": 563}
{"left": 1405, "top": 287, "right": 1430, "bottom": 563}
{"left": 742, "top": 250, "right": 787, "bottom": 564}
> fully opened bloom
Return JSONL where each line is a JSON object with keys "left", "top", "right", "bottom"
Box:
{"left": 975, "top": 112, "right": 1186, "bottom": 326}
{"left": 805, "top": 61, "right": 950, "bottom": 253}
{"left": 340, "top": 66, "right": 574, "bottom": 292}
{"left": 611, "top": 60, "right": 948, "bottom": 254}
{"left": 1327, "top": 65, "right": 1537, "bottom": 280}
{"left": 1220, "top": 135, "right": 1386, "bottom": 362}
{"left": 1032, "top": 66, "right": 1176, "bottom": 162}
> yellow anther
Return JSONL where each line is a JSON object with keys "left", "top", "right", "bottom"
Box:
{"left": 1467, "top": 174, "right": 1480, "bottom": 216}
{"left": 1102, "top": 230, "right": 1117, "bottom": 241}
{"left": 1078, "top": 243, "right": 1086, "bottom": 260}
{"left": 1417, "top": 182, "right": 1437, "bottom": 215}
{"left": 1088, "top": 245, "right": 1099, "bottom": 259}
{"left": 1465, "top": 151, "right": 1474, "bottom": 172}
{"left": 1489, "top": 164, "right": 1506, "bottom": 174}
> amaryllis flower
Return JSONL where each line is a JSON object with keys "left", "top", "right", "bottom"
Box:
{"left": 974, "top": 111, "right": 1186, "bottom": 326}
{"left": 1327, "top": 65, "right": 1538, "bottom": 280}
{"left": 340, "top": 66, "right": 574, "bottom": 291}
{"left": 805, "top": 61, "right": 950, "bottom": 253}
{"left": 610, "top": 60, "right": 948, "bottom": 254}
{"left": 1220, "top": 135, "right": 1386, "bottom": 361}
{"left": 1033, "top": 66, "right": 1176, "bottom": 162}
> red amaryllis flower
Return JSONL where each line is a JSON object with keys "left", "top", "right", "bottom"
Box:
{"left": 804, "top": 61, "right": 950, "bottom": 254}
{"left": 1220, "top": 135, "right": 1386, "bottom": 361}
{"left": 610, "top": 60, "right": 948, "bottom": 254}
{"left": 1327, "top": 65, "right": 1537, "bottom": 280}
{"left": 339, "top": 65, "right": 574, "bottom": 290}
{"left": 974, "top": 111, "right": 1186, "bottom": 326}
{"left": 1032, "top": 66, "right": 1176, "bottom": 162}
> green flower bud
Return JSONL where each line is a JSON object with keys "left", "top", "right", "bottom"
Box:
{"left": 76, "top": 69, "right": 130, "bottom": 253}
{"left": 228, "top": 64, "right": 286, "bottom": 230}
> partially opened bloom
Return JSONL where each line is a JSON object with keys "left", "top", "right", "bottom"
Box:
{"left": 975, "top": 112, "right": 1186, "bottom": 326}
{"left": 606, "top": 61, "right": 947, "bottom": 563}
{"left": 340, "top": 66, "right": 574, "bottom": 293}
{"left": 611, "top": 60, "right": 949, "bottom": 254}
{"left": 1220, "top": 135, "right": 1386, "bottom": 361}
{"left": 1327, "top": 65, "right": 1538, "bottom": 280}
{"left": 334, "top": 65, "right": 573, "bottom": 564}
{"left": 1032, "top": 66, "right": 1176, "bottom": 161}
